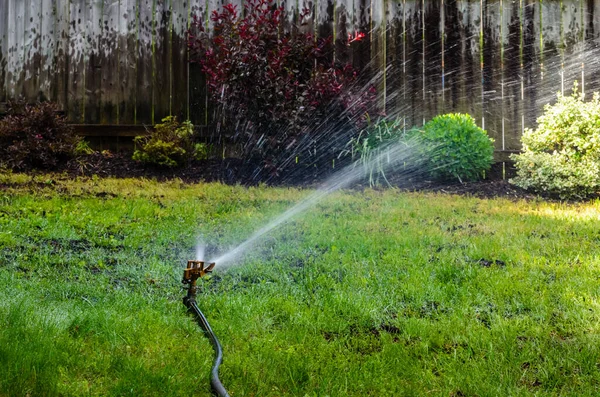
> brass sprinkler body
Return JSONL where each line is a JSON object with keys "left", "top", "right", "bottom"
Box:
{"left": 182, "top": 260, "right": 215, "bottom": 302}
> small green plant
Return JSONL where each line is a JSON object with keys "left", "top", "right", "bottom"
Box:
{"left": 417, "top": 113, "right": 494, "bottom": 182}
{"left": 511, "top": 83, "right": 600, "bottom": 198}
{"left": 133, "top": 116, "right": 207, "bottom": 167}
{"left": 0, "top": 102, "right": 81, "bottom": 170}
{"left": 73, "top": 139, "right": 95, "bottom": 156}
{"left": 344, "top": 118, "right": 408, "bottom": 186}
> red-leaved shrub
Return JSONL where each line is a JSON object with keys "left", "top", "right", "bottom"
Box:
{"left": 0, "top": 102, "right": 81, "bottom": 170}
{"left": 189, "top": 0, "right": 376, "bottom": 176}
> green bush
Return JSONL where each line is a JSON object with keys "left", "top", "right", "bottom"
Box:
{"left": 511, "top": 84, "right": 600, "bottom": 198}
{"left": 417, "top": 113, "right": 494, "bottom": 182}
{"left": 0, "top": 102, "right": 81, "bottom": 170}
{"left": 132, "top": 116, "right": 207, "bottom": 168}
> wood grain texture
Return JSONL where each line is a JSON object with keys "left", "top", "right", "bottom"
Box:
{"left": 1, "top": 0, "right": 600, "bottom": 150}
{"left": 0, "top": 0, "right": 8, "bottom": 101}
{"left": 137, "top": 0, "right": 154, "bottom": 124}
{"left": 120, "top": 0, "right": 139, "bottom": 124}
{"left": 170, "top": 0, "right": 189, "bottom": 121}
{"left": 68, "top": 0, "right": 87, "bottom": 122}
{"left": 101, "top": 0, "right": 120, "bottom": 124}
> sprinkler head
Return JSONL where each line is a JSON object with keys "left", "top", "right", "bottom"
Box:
{"left": 182, "top": 260, "right": 215, "bottom": 304}
{"left": 182, "top": 260, "right": 216, "bottom": 285}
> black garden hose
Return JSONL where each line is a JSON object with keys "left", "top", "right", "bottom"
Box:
{"left": 183, "top": 294, "right": 230, "bottom": 397}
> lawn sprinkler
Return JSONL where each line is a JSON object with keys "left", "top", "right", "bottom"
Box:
{"left": 182, "top": 260, "right": 230, "bottom": 397}
{"left": 182, "top": 260, "right": 215, "bottom": 303}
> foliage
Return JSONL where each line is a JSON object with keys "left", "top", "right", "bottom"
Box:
{"left": 133, "top": 116, "right": 207, "bottom": 168}
{"left": 511, "top": 84, "right": 600, "bottom": 198}
{"left": 73, "top": 139, "right": 95, "bottom": 156}
{"left": 0, "top": 102, "right": 81, "bottom": 170}
{"left": 343, "top": 118, "right": 409, "bottom": 186}
{"left": 2, "top": 173, "right": 600, "bottom": 395}
{"left": 188, "top": 0, "right": 374, "bottom": 174}
{"left": 417, "top": 113, "right": 494, "bottom": 182}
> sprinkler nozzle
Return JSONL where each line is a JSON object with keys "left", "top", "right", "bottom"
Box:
{"left": 182, "top": 260, "right": 215, "bottom": 303}
{"left": 183, "top": 260, "right": 215, "bottom": 284}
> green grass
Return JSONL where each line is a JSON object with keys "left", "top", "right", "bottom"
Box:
{"left": 1, "top": 173, "right": 600, "bottom": 396}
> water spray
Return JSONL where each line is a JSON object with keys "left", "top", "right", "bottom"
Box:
{"left": 182, "top": 260, "right": 229, "bottom": 397}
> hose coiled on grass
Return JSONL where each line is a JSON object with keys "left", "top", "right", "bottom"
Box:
{"left": 183, "top": 295, "right": 230, "bottom": 397}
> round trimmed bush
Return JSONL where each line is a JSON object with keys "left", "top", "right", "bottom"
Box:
{"left": 510, "top": 85, "right": 600, "bottom": 199}
{"left": 418, "top": 113, "right": 494, "bottom": 182}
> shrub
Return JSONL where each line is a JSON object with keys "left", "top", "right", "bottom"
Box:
{"left": 510, "top": 84, "right": 600, "bottom": 198}
{"left": 344, "top": 118, "right": 409, "bottom": 186}
{"left": 133, "top": 116, "right": 207, "bottom": 168}
{"left": 416, "top": 113, "right": 494, "bottom": 182}
{"left": 0, "top": 102, "right": 81, "bottom": 170}
{"left": 188, "top": 0, "right": 374, "bottom": 175}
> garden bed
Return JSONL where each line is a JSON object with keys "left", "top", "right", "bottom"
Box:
{"left": 59, "top": 151, "right": 535, "bottom": 201}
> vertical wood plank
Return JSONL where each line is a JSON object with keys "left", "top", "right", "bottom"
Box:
{"left": 352, "top": 0, "right": 371, "bottom": 73}
{"left": 562, "top": 0, "right": 584, "bottom": 92}
{"left": 68, "top": 0, "right": 86, "bottom": 122}
{"left": 369, "top": 0, "right": 386, "bottom": 113}
{"left": 7, "top": 0, "right": 25, "bottom": 100}
{"left": 385, "top": 0, "right": 402, "bottom": 116}
{"left": 463, "top": 0, "right": 483, "bottom": 127}
{"left": 100, "top": 0, "right": 120, "bottom": 124}
{"left": 502, "top": 0, "right": 522, "bottom": 149}
{"left": 171, "top": 0, "right": 189, "bottom": 121}
{"left": 403, "top": 0, "right": 422, "bottom": 127}
{"left": 39, "top": 0, "right": 56, "bottom": 102}
{"left": 423, "top": 0, "right": 442, "bottom": 123}
{"left": 22, "top": 0, "right": 41, "bottom": 101}
{"left": 482, "top": 0, "right": 503, "bottom": 147}
{"left": 0, "top": 0, "right": 8, "bottom": 102}
{"left": 538, "top": 0, "right": 563, "bottom": 110}
{"left": 522, "top": 0, "right": 538, "bottom": 132}
{"left": 54, "top": 0, "right": 70, "bottom": 113}
{"left": 153, "top": 0, "right": 171, "bottom": 124}
{"left": 443, "top": 0, "right": 463, "bottom": 115}
{"left": 584, "top": 0, "right": 600, "bottom": 95}
{"left": 120, "top": 0, "right": 139, "bottom": 124}
{"left": 317, "top": 0, "right": 334, "bottom": 65}
{"left": 137, "top": 0, "right": 154, "bottom": 124}
{"left": 188, "top": 0, "right": 208, "bottom": 126}
{"left": 84, "top": 0, "right": 103, "bottom": 123}
{"left": 336, "top": 0, "right": 353, "bottom": 64}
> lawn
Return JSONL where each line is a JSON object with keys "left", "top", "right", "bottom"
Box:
{"left": 1, "top": 173, "right": 600, "bottom": 396}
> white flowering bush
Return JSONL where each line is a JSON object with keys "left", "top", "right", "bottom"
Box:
{"left": 511, "top": 83, "right": 600, "bottom": 198}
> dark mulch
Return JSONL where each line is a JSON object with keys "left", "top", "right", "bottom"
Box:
{"left": 55, "top": 152, "right": 542, "bottom": 201}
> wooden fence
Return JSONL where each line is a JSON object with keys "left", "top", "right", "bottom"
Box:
{"left": 1, "top": 0, "right": 600, "bottom": 151}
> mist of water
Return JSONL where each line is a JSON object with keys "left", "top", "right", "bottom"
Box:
{"left": 210, "top": 137, "right": 439, "bottom": 269}
{"left": 196, "top": 243, "right": 206, "bottom": 261}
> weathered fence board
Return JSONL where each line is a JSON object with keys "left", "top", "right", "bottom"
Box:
{"left": 54, "top": 0, "right": 70, "bottom": 109}
{"left": 38, "top": 0, "right": 55, "bottom": 102}
{"left": 68, "top": 0, "right": 86, "bottom": 123}
{"left": 120, "top": 0, "right": 138, "bottom": 124}
{"left": 84, "top": 0, "right": 102, "bottom": 124}
{"left": 0, "top": 0, "right": 8, "bottom": 102}
{"left": 153, "top": 0, "right": 171, "bottom": 124}
{"left": 171, "top": 0, "right": 189, "bottom": 122}
{"left": 101, "top": 0, "right": 120, "bottom": 124}
{"left": 482, "top": 0, "right": 503, "bottom": 146}
{"left": 423, "top": 0, "right": 442, "bottom": 124}
{"left": 2, "top": 0, "right": 600, "bottom": 152}
{"left": 137, "top": 0, "right": 154, "bottom": 124}
{"left": 188, "top": 0, "right": 208, "bottom": 126}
